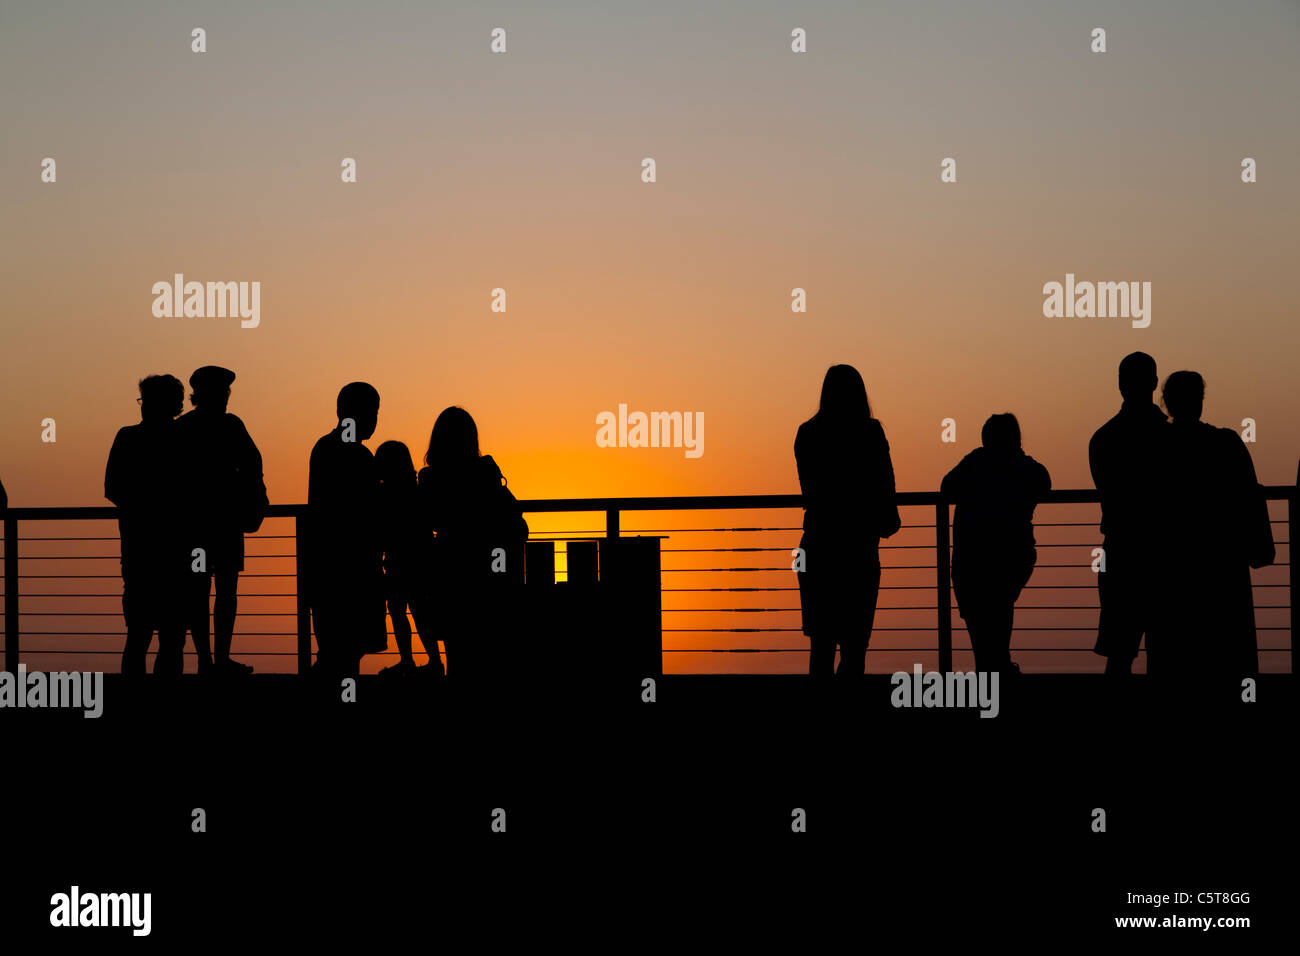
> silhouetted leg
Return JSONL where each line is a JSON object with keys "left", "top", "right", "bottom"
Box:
{"left": 968, "top": 599, "right": 1014, "bottom": 673}
{"left": 995, "top": 602, "right": 1016, "bottom": 673}
{"left": 965, "top": 612, "right": 988, "bottom": 672}
{"left": 189, "top": 571, "right": 213, "bottom": 672}
{"left": 407, "top": 596, "right": 443, "bottom": 675}
{"left": 389, "top": 592, "right": 413, "bottom": 665}
{"left": 965, "top": 602, "right": 1006, "bottom": 673}
{"left": 122, "top": 628, "right": 151, "bottom": 675}
{"left": 213, "top": 569, "right": 239, "bottom": 663}
{"left": 837, "top": 636, "right": 867, "bottom": 675}
{"left": 310, "top": 608, "right": 333, "bottom": 675}
{"left": 808, "top": 635, "right": 836, "bottom": 676}
{"left": 836, "top": 565, "right": 880, "bottom": 676}
{"left": 154, "top": 626, "right": 186, "bottom": 675}
{"left": 1096, "top": 569, "right": 1141, "bottom": 675}
{"left": 121, "top": 575, "right": 151, "bottom": 674}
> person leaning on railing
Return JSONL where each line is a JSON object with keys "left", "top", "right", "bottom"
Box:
{"left": 941, "top": 414, "right": 1051, "bottom": 678}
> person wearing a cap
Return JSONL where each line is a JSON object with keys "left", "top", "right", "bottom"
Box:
{"left": 175, "top": 365, "right": 268, "bottom": 676}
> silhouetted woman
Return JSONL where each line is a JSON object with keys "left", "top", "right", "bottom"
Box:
{"left": 1154, "top": 372, "right": 1273, "bottom": 679}
{"left": 418, "top": 407, "right": 527, "bottom": 678}
{"left": 941, "top": 414, "right": 1050, "bottom": 676}
{"left": 375, "top": 441, "right": 441, "bottom": 677}
{"left": 795, "top": 365, "right": 901, "bottom": 676}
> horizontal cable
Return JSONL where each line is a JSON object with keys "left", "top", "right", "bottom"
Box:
{"left": 17, "top": 612, "right": 298, "bottom": 617}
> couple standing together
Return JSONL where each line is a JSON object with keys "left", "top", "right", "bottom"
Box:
{"left": 795, "top": 355, "right": 1273, "bottom": 679}
{"left": 106, "top": 366, "right": 268, "bottom": 676}
{"left": 302, "top": 384, "right": 527, "bottom": 679}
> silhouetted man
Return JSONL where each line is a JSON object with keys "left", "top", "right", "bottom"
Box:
{"left": 941, "top": 414, "right": 1051, "bottom": 676}
{"left": 305, "top": 383, "right": 386, "bottom": 678}
{"left": 1154, "top": 371, "right": 1273, "bottom": 681}
{"left": 1088, "top": 352, "right": 1169, "bottom": 675}
{"left": 176, "top": 366, "right": 267, "bottom": 676}
{"left": 105, "top": 375, "right": 187, "bottom": 675}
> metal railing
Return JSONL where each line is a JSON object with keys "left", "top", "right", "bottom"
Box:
{"left": 2, "top": 487, "right": 1294, "bottom": 675}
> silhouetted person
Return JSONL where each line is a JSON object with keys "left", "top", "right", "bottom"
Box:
{"left": 0, "top": 475, "right": 6, "bottom": 510}
{"left": 375, "top": 441, "right": 440, "bottom": 677}
{"left": 305, "top": 383, "right": 387, "bottom": 678}
{"left": 176, "top": 367, "right": 267, "bottom": 675}
{"left": 1089, "top": 352, "right": 1169, "bottom": 675}
{"left": 1153, "top": 372, "right": 1273, "bottom": 680}
{"left": 417, "top": 407, "right": 527, "bottom": 679}
{"left": 942, "top": 414, "right": 1051, "bottom": 676}
{"left": 795, "top": 365, "right": 901, "bottom": 676}
{"left": 105, "top": 375, "right": 187, "bottom": 675}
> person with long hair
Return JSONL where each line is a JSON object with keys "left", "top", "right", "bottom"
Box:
{"left": 417, "top": 407, "right": 527, "bottom": 678}
{"left": 794, "top": 365, "right": 901, "bottom": 676}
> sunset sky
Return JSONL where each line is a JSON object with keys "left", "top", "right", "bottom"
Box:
{"left": 1, "top": 1, "right": 1296, "bottom": 673}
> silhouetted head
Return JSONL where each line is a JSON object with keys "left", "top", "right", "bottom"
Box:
{"left": 336, "top": 382, "right": 380, "bottom": 441}
{"left": 981, "top": 413, "right": 1022, "bottom": 453}
{"left": 375, "top": 440, "right": 416, "bottom": 485}
{"left": 1118, "top": 351, "right": 1158, "bottom": 403}
{"left": 138, "top": 374, "right": 184, "bottom": 423}
{"left": 425, "top": 406, "right": 480, "bottom": 469}
{"left": 189, "top": 365, "right": 235, "bottom": 413}
{"left": 1162, "top": 371, "right": 1204, "bottom": 423}
{"left": 814, "top": 364, "right": 871, "bottom": 423}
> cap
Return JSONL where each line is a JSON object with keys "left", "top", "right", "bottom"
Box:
{"left": 190, "top": 366, "right": 236, "bottom": 391}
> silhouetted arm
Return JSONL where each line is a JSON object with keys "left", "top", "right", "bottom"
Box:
{"left": 1034, "top": 458, "right": 1052, "bottom": 501}
{"left": 1227, "top": 431, "right": 1274, "bottom": 569}
{"left": 1087, "top": 429, "right": 1105, "bottom": 492}
{"left": 875, "top": 422, "right": 901, "bottom": 538}
{"left": 0, "top": 476, "right": 6, "bottom": 511}
{"left": 104, "top": 430, "right": 129, "bottom": 507}
{"left": 939, "top": 456, "right": 967, "bottom": 501}
{"left": 237, "top": 420, "right": 268, "bottom": 508}
{"left": 793, "top": 425, "right": 815, "bottom": 500}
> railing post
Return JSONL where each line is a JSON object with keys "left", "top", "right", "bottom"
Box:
{"left": 936, "top": 501, "right": 952, "bottom": 674}
{"left": 3, "top": 513, "right": 17, "bottom": 673}
{"left": 1284, "top": 486, "right": 1294, "bottom": 671}
{"left": 294, "top": 515, "right": 311, "bottom": 675}
{"left": 606, "top": 508, "right": 620, "bottom": 538}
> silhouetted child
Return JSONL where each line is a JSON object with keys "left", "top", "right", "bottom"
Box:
{"left": 375, "top": 441, "right": 441, "bottom": 677}
{"left": 941, "top": 414, "right": 1051, "bottom": 676}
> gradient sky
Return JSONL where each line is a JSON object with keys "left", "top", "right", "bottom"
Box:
{"left": 1, "top": 0, "right": 1296, "bottom": 672}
